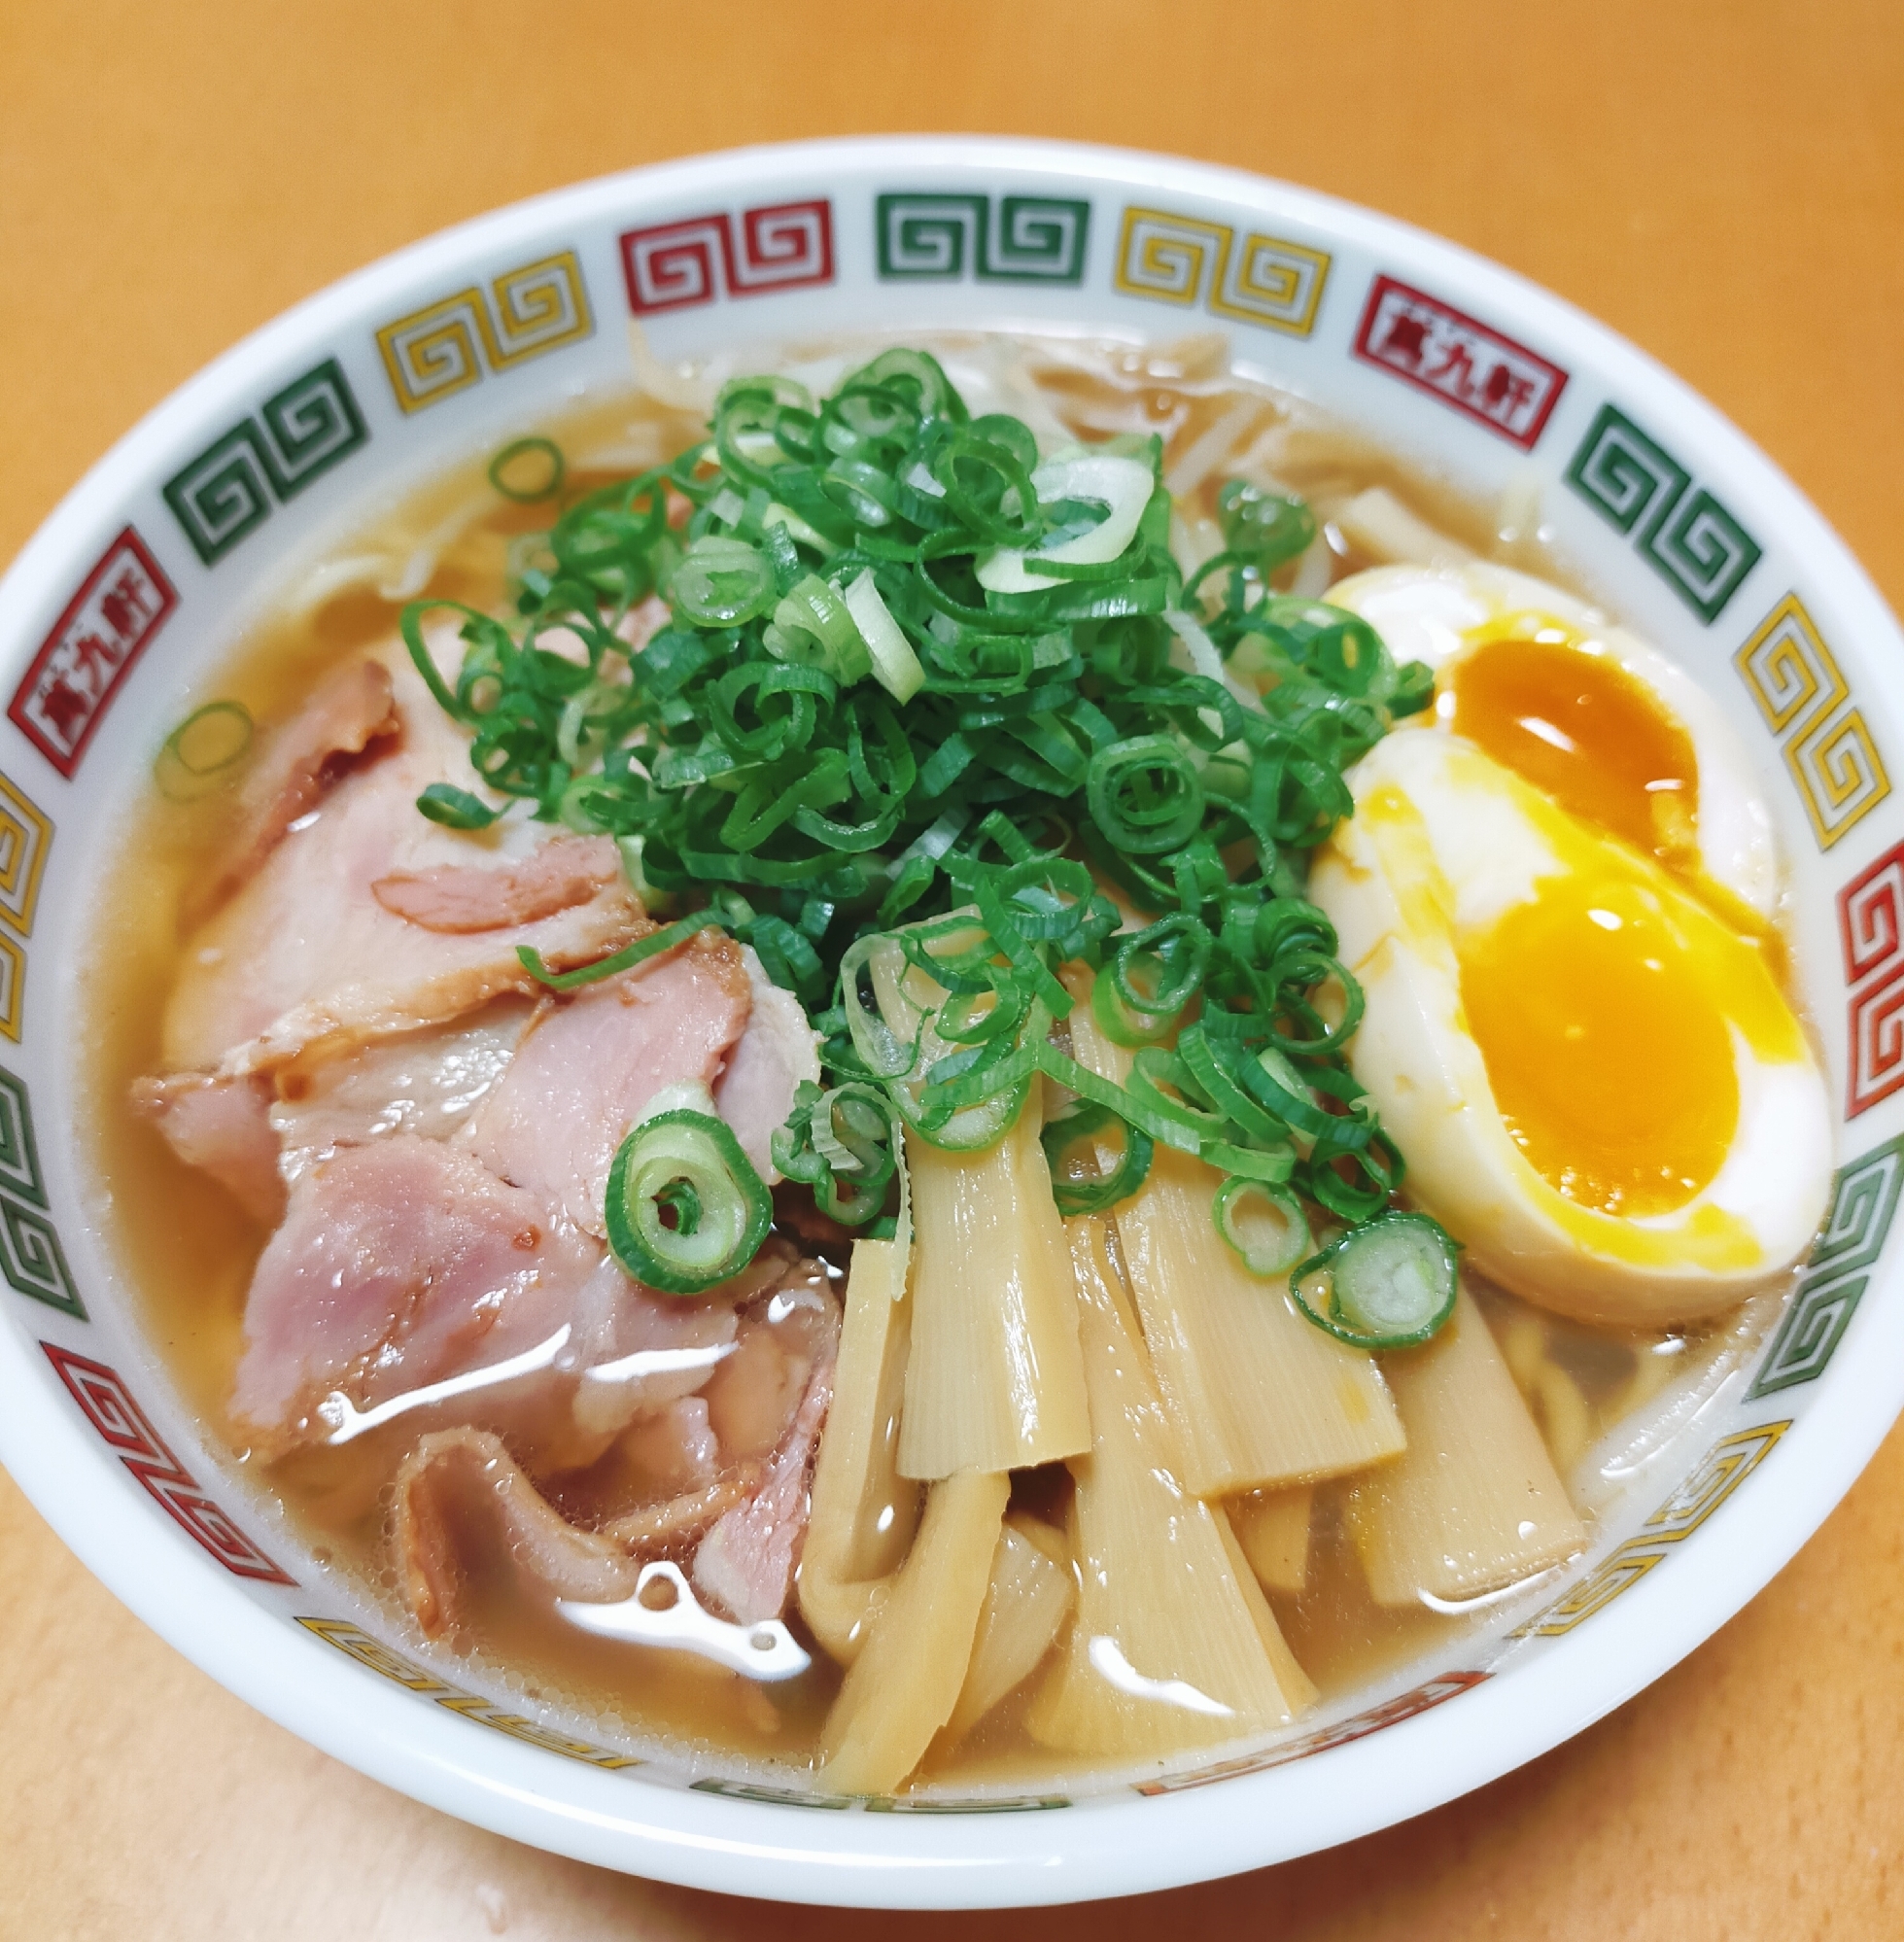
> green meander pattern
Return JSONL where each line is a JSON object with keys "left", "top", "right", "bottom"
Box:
{"left": 1749, "top": 1132, "right": 1904, "bottom": 1397}
{"left": 0, "top": 1064, "right": 82, "bottom": 1318}
{"left": 1565, "top": 402, "right": 1761, "bottom": 623}
{"left": 875, "top": 192, "right": 1090, "bottom": 283}
{"left": 162, "top": 358, "right": 368, "bottom": 566}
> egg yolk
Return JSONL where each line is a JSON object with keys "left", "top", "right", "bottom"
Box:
{"left": 1441, "top": 629, "right": 1699, "bottom": 871}
{"left": 1459, "top": 863, "right": 1789, "bottom": 1219}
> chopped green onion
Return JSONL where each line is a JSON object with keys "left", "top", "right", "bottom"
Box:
{"left": 1040, "top": 1101, "right": 1154, "bottom": 1216}
{"left": 1290, "top": 1211, "right": 1459, "bottom": 1349}
{"left": 842, "top": 568, "right": 924, "bottom": 703}
{"left": 517, "top": 910, "right": 723, "bottom": 990}
{"left": 672, "top": 536, "right": 777, "bottom": 627}
{"left": 166, "top": 700, "right": 253, "bottom": 775}
{"left": 406, "top": 344, "right": 1443, "bottom": 1279}
{"left": 416, "top": 782, "right": 501, "bottom": 829}
{"left": 156, "top": 700, "right": 254, "bottom": 801}
{"left": 488, "top": 436, "right": 566, "bottom": 503}
{"left": 605, "top": 1106, "right": 773, "bottom": 1295}
{"left": 1212, "top": 1177, "right": 1311, "bottom": 1276}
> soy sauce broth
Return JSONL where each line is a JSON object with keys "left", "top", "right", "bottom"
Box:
{"left": 80, "top": 330, "right": 1797, "bottom": 1786}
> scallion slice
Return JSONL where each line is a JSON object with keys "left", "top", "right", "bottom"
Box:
{"left": 1289, "top": 1211, "right": 1459, "bottom": 1349}
{"left": 605, "top": 1106, "right": 773, "bottom": 1296}
{"left": 1040, "top": 1101, "right": 1154, "bottom": 1216}
{"left": 406, "top": 343, "right": 1445, "bottom": 1285}
{"left": 1213, "top": 1177, "right": 1311, "bottom": 1277}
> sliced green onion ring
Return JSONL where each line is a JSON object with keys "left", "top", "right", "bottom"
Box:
{"left": 517, "top": 910, "right": 723, "bottom": 990}
{"left": 1040, "top": 1101, "right": 1154, "bottom": 1216}
{"left": 489, "top": 436, "right": 566, "bottom": 503}
{"left": 1289, "top": 1211, "right": 1459, "bottom": 1349}
{"left": 605, "top": 1107, "right": 773, "bottom": 1296}
{"left": 1213, "top": 1177, "right": 1312, "bottom": 1277}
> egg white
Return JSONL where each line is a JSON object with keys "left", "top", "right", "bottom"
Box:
{"left": 1310, "top": 729, "right": 1831, "bottom": 1328}
{"left": 1327, "top": 560, "right": 1782, "bottom": 923}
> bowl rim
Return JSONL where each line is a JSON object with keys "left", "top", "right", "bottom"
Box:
{"left": 3, "top": 131, "right": 1901, "bottom": 1909}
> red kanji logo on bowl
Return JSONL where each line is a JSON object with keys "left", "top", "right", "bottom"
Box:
{"left": 10, "top": 527, "right": 176, "bottom": 778}
{"left": 1353, "top": 276, "right": 1569, "bottom": 451}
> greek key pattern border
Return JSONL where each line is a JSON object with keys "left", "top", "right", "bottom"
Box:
{"left": 619, "top": 202, "right": 835, "bottom": 317}
{"left": 1517, "top": 1421, "right": 1789, "bottom": 1636}
{"left": 1735, "top": 593, "right": 1890, "bottom": 851}
{"left": 1566, "top": 401, "right": 1762, "bottom": 622}
{"left": 1749, "top": 1133, "right": 1904, "bottom": 1394}
{"left": 875, "top": 192, "right": 1090, "bottom": 284}
{"left": 44, "top": 1344, "right": 291, "bottom": 1579}
{"left": 1839, "top": 845, "right": 1904, "bottom": 1117}
{"left": 1112, "top": 204, "right": 1331, "bottom": 337}
{"left": 298, "top": 1618, "right": 640, "bottom": 1769}
{"left": 0, "top": 1065, "right": 76, "bottom": 1312}
{"left": 162, "top": 359, "right": 368, "bottom": 564}
{"left": 376, "top": 251, "right": 594, "bottom": 414}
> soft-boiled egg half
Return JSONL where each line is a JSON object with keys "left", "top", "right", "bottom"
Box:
{"left": 1328, "top": 560, "right": 1780, "bottom": 927}
{"left": 1309, "top": 565, "right": 1830, "bottom": 1328}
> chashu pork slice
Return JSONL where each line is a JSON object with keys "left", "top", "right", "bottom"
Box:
{"left": 162, "top": 637, "right": 646, "bottom": 1079}
{"left": 189, "top": 653, "right": 399, "bottom": 921}
{"left": 130, "top": 1069, "right": 286, "bottom": 1227}
{"left": 231, "top": 1132, "right": 600, "bottom": 1444}
{"left": 713, "top": 946, "right": 822, "bottom": 1181}
{"left": 393, "top": 1264, "right": 841, "bottom": 1636}
{"left": 458, "top": 929, "right": 753, "bottom": 1237}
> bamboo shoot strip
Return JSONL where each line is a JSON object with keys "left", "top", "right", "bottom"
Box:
{"left": 1066, "top": 971, "right": 1405, "bottom": 1494}
{"left": 944, "top": 1515, "right": 1076, "bottom": 1746}
{"left": 819, "top": 1470, "right": 1011, "bottom": 1796}
{"left": 799, "top": 1238, "right": 921, "bottom": 1666}
{"left": 1027, "top": 1221, "right": 1315, "bottom": 1760}
{"left": 898, "top": 1094, "right": 1091, "bottom": 1480}
{"left": 1346, "top": 1286, "right": 1586, "bottom": 1608}
{"left": 1227, "top": 1487, "right": 1314, "bottom": 1597}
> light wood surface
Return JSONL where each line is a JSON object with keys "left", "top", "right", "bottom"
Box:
{"left": 5, "top": 1, "right": 1903, "bottom": 1931}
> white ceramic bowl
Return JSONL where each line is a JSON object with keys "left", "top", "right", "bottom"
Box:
{"left": 3, "top": 136, "right": 1901, "bottom": 1909}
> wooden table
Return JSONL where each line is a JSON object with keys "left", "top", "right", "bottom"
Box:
{"left": 5, "top": 2, "right": 1903, "bottom": 1931}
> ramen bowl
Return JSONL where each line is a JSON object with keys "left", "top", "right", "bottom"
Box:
{"left": 2, "top": 136, "right": 1900, "bottom": 1908}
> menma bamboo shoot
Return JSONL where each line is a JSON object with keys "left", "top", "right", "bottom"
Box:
{"left": 944, "top": 1514, "right": 1075, "bottom": 1745}
{"left": 1227, "top": 1487, "right": 1314, "bottom": 1597}
{"left": 1346, "top": 1285, "right": 1586, "bottom": 1607}
{"left": 818, "top": 1470, "right": 1010, "bottom": 1795}
{"left": 1065, "top": 975, "right": 1404, "bottom": 1495}
{"left": 799, "top": 1238, "right": 920, "bottom": 1665}
{"left": 897, "top": 1095, "right": 1091, "bottom": 1480}
{"left": 1026, "top": 1220, "right": 1315, "bottom": 1760}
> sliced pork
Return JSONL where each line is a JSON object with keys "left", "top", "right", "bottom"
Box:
{"left": 371, "top": 835, "right": 621, "bottom": 934}
{"left": 231, "top": 1133, "right": 598, "bottom": 1441}
{"left": 162, "top": 640, "right": 646, "bottom": 1078}
{"left": 131, "top": 1071, "right": 284, "bottom": 1226}
{"left": 268, "top": 996, "right": 534, "bottom": 1185}
{"left": 693, "top": 1312, "right": 838, "bottom": 1625}
{"left": 396, "top": 1428, "right": 640, "bottom": 1636}
{"left": 713, "top": 947, "right": 822, "bottom": 1180}
{"left": 391, "top": 1266, "right": 842, "bottom": 1636}
{"left": 190, "top": 655, "right": 398, "bottom": 920}
{"left": 459, "top": 929, "right": 752, "bottom": 1236}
